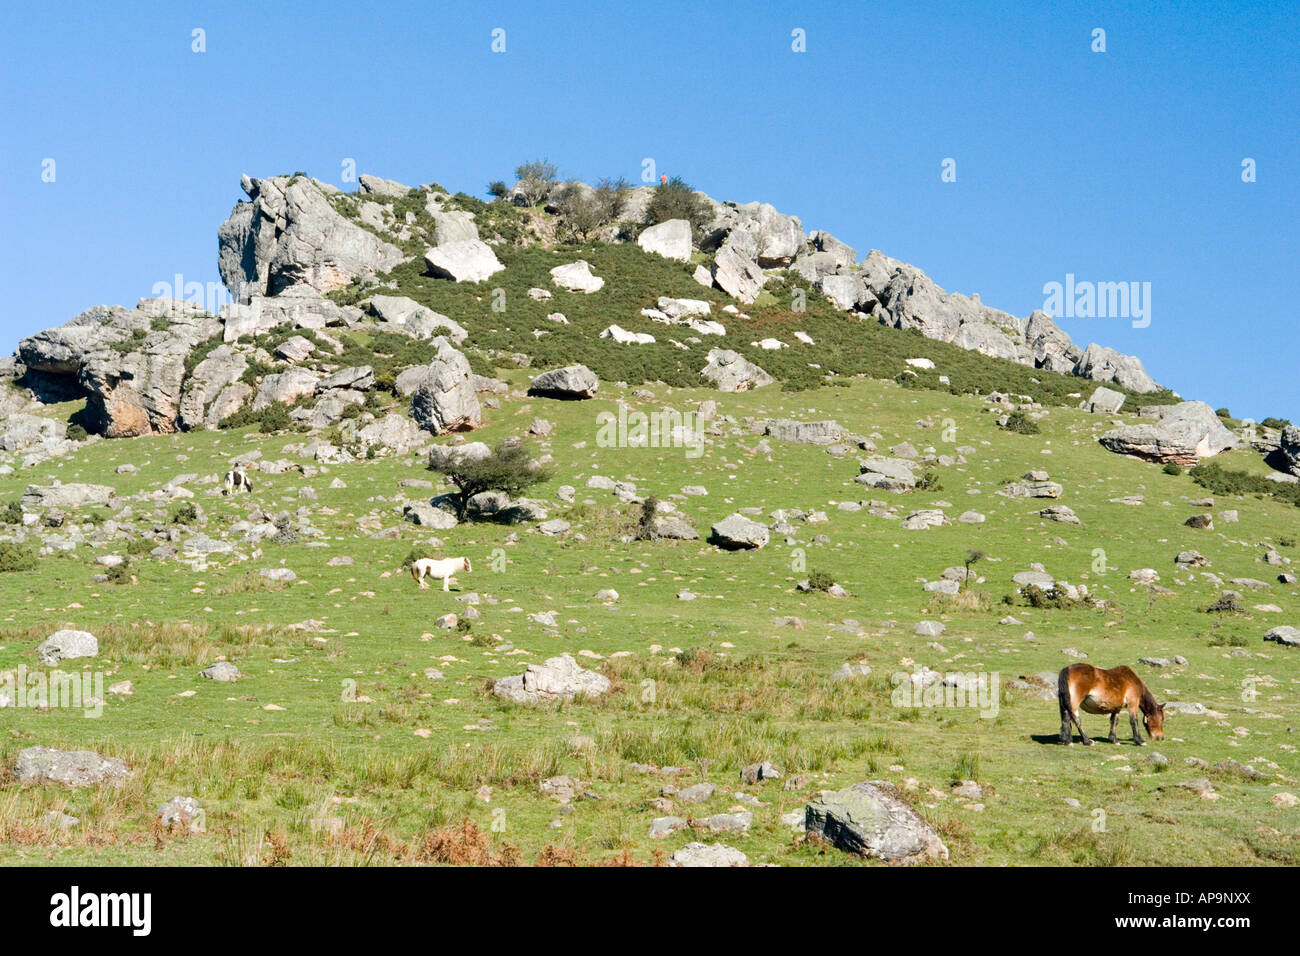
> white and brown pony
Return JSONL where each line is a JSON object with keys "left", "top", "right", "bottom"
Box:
{"left": 411, "top": 556, "right": 471, "bottom": 592}
{"left": 1058, "top": 663, "right": 1165, "bottom": 746}
{"left": 222, "top": 467, "right": 253, "bottom": 495}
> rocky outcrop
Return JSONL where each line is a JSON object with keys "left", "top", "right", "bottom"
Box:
{"left": 178, "top": 345, "right": 248, "bottom": 430}
{"left": 21, "top": 482, "right": 115, "bottom": 510}
{"left": 805, "top": 246, "right": 1155, "bottom": 394}
{"left": 80, "top": 301, "right": 221, "bottom": 438}
{"left": 17, "top": 298, "right": 223, "bottom": 437}
{"left": 220, "top": 289, "right": 363, "bottom": 342}
{"left": 1099, "top": 401, "right": 1239, "bottom": 465}
{"left": 1271, "top": 425, "right": 1300, "bottom": 478}
{"left": 409, "top": 342, "right": 481, "bottom": 434}
{"left": 1075, "top": 344, "right": 1158, "bottom": 394}
{"left": 708, "top": 201, "right": 806, "bottom": 266}
{"left": 218, "top": 174, "right": 406, "bottom": 300}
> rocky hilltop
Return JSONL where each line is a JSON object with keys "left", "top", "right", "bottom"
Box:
{"left": 3, "top": 168, "right": 1292, "bottom": 479}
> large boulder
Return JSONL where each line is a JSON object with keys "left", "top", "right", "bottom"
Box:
{"left": 493, "top": 653, "right": 611, "bottom": 704}
{"left": 710, "top": 513, "right": 770, "bottom": 550}
{"left": 252, "top": 366, "right": 320, "bottom": 411}
{"left": 431, "top": 210, "right": 479, "bottom": 245}
{"left": 856, "top": 457, "right": 918, "bottom": 492}
{"left": 357, "top": 174, "right": 412, "bottom": 198}
{"left": 13, "top": 747, "right": 130, "bottom": 788}
{"left": 700, "top": 349, "right": 772, "bottom": 392}
{"left": 1083, "top": 386, "right": 1125, "bottom": 414}
{"left": 340, "top": 413, "right": 426, "bottom": 456}
{"left": 805, "top": 781, "right": 949, "bottom": 863}
{"left": 710, "top": 245, "right": 766, "bottom": 304}
{"left": 668, "top": 843, "right": 749, "bottom": 867}
{"left": 820, "top": 273, "right": 873, "bottom": 312}
{"left": 762, "top": 419, "right": 841, "bottom": 444}
{"left": 1075, "top": 343, "right": 1158, "bottom": 394}
{"left": 366, "top": 294, "right": 468, "bottom": 343}
{"left": 550, "top": 260, "right": 605, "bottom": 293}
{"left": 428, "top": 441, "right": 492, "bottom": 471}
{"left": 637, "top": 219, "right": 693, "bottom": 261}
{"left": 218, "top": 174, "right": 406, "bottom": 300}
{"left": 528, "top": 365, "right": 599, "bottom": 399}
{"left": 423, "top": 239, "right": 505, "bottom": 283}
{"left": 409, "top": 342, "right": 481, "bottom": 434}
{"left": 36, "top": 629, "right": 99, "bottom": 666}
{"left": 21, "top": 482, "right": 115, "bottom": 510}
{"left": 1099, "top": 401, "right": 1239, "bottom": 465}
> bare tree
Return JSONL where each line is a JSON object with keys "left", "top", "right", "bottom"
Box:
{"left": 513, "top": 159, "right": 558, "bottom": 206}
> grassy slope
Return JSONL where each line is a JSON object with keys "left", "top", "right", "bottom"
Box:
{"left": 0, "top": 236, "right": 1296, "bottom": 867}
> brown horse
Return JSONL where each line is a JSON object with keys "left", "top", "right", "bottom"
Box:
{"left": 1058, "top": 664, "right": 1165, "bottom": 746}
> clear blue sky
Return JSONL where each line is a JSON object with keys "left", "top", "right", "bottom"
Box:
{"left": 2, "top": 0, "right": 1296, "bottom": 420}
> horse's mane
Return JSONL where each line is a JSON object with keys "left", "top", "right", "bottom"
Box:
{"left": 1139, "top": 687, "right": 1159, "bottom": 715}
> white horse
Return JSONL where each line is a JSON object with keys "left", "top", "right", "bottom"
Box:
{"left": 222, "top": 467, "right": 253, "bottom": 495}
{"left": 411, "top": 556, "right": 471, "bottom": 592}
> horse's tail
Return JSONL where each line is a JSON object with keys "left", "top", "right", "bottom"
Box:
{"left": 1057, "top": 666, "right": 1072, "bottom": 718}
{"left": 410, "top": 561, "right": 420, "bottom": 582}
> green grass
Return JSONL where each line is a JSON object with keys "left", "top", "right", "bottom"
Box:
{"left": 0, "top": 365, "right": 1295, "bottom": 866}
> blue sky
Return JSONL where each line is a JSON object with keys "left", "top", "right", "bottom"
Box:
{"left": 2, "top": 0, "right": 1296, "bottom": 419}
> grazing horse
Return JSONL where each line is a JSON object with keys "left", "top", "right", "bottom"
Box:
{"left": 1058, "top": 663, "right": 1165, "bottom": 746}
{"left": 411, "top": 556, "right": 471, "bottom": 592}
{"left": 222, "top": 467, "right": 253, "bottom": 496}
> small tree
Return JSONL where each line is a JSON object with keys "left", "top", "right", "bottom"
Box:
{"left": 429, "top": 440, "right": 553, "bottom": 520}
{"left": 962, "top": 550, "right": 985, "bottom": 590}
{"left": 486, "top": 180, "right": 508, "bottom": 199}
{"left": 634, "top": 495, "right": 660, "bottom": 540}
{"left": 514, "top": 159, "right": 558, "bottom": 206}
{"left": 644, "top": 176, "right": 713, "bottom": 237}
{"left": 553, "top": 177, "right": 630, "bottom": 241}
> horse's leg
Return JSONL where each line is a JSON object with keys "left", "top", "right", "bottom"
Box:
{"left": 1059, "top": 693, "right": 1073, "bottom": 745}
{"left": 1074, "top": 709, "right": 1093, "bottom": 745}
{"left": 442, "top": 575, "right": 450, "bottom": 592}
{"left": 1128, "top": 705, "right": 1144, "bottom": 745}
{"left": 1108, "top": 711, "right": 1119, "bottom": 744}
